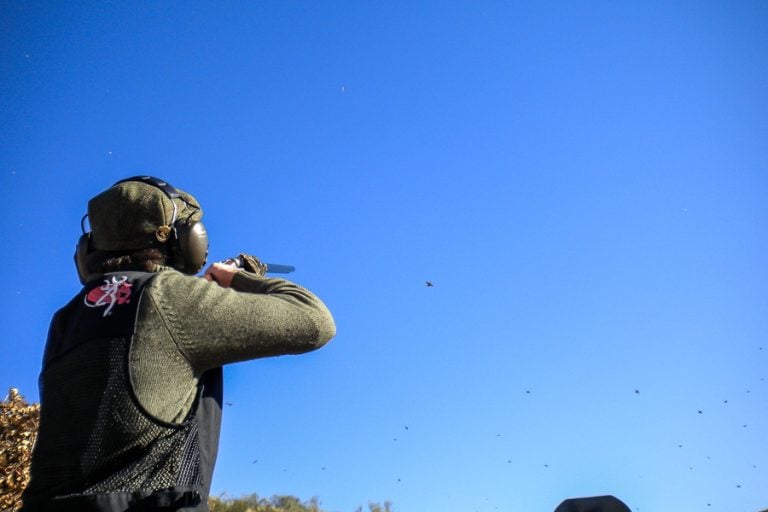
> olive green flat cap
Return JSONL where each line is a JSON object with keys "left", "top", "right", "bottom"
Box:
{"left": 88, "top": 180, "right": 203, "bottom": 251}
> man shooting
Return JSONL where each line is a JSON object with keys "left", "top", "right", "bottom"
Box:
{"left": 21, "top": 176, "right": 336, "bottom": 511}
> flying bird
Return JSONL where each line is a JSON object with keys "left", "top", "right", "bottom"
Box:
{"left": 425, "top": 281, "right": 434, "bottom": 287}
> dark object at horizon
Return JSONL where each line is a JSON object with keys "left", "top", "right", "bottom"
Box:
{"left": 554, "top": 495, "right": 631, "bottom": 512}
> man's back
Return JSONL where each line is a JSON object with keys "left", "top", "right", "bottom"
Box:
{"left": 23, "top": 266, "right": 334, "bottom": 511}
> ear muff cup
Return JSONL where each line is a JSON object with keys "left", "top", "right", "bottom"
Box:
{"left": 173, "top": 219, "right": 208, "bottom": 275}
{"left": 75, "top": 233, "right": 93, "bottom": 284}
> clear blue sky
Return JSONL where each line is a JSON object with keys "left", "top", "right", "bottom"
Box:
{"left": 1, "top": 2, "right": 767, "bottom": 511}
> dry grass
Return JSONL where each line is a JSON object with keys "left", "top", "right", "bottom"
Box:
{"left": 0, "top": 389, "right": 40, "bottom": 512}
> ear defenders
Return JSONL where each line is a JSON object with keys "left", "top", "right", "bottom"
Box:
{"left": 75, "top": 214, "right": 94, "bottom": 284}
{"left": 75, "top": 176, "right": 208, "bottom": 283}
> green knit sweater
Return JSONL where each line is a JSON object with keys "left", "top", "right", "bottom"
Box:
{"left": 132, "top": 267, "right": 336, "bottom": 423}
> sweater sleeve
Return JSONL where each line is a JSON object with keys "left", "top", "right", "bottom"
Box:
{"left": 145, "top": 269, "right": 336, "bottom": 375}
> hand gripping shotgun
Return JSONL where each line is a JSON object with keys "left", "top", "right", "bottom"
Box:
{"left": 221, "top": 253, "right": 295, "bottom": 277}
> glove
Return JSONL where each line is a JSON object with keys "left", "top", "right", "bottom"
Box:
{"left": 234, "top": 253, "right": 268, "bottom": 277}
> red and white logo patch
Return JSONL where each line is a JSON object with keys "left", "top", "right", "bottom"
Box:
{"left": 84, "top": 276, "right": 133, "bottom": 317}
